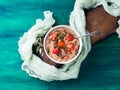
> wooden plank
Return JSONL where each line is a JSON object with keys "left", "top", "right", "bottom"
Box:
{"left": 86, "top": 6, "right": 120, "bottom": 45}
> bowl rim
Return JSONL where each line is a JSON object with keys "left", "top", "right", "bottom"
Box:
{"left": 43, "top": 25, "right": 82, "bottom": 64}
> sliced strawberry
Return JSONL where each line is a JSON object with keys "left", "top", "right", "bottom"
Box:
{"left": 49, "top": 32, "right": 57, "bottom": 40}
{"left": 67, "top": 43, "right": 74, "bottom": 51}
{"left": 52, "top": 47, "right": 59, "bottom": 55}
{"left": 65, "top": 35, "right": 73, "bottom": 41}
{"left": 64, "top": 56, "right": 68, "bottom": 59}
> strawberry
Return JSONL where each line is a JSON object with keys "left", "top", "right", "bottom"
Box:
{"left": 65, "top": 35, "right": 73, "bottom": 41}
{"left": 49, "top": 32, "right": 57, "bottom": 40}
{"left": 67, "top": 43, "right": 74, "bottom": 51}
{"left": 52, "top": 47, "right": 59, "bottom": 55}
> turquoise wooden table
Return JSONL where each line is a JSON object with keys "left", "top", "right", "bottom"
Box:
{"left": 1, "top": 0, "right": 120, "bottom": 90}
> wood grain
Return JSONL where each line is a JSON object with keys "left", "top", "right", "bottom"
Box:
{"left": 86, "top": 6, "right": 120, "bottom": 45}
{"left": 42, "top": 6, "right": 120, "bottom": 67}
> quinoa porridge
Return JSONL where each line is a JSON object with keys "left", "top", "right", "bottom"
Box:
{"left": 45, "top": 27, "right": 80, "bottom": 62}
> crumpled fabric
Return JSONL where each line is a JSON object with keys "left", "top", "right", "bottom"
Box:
{"left": 18, "top": 0, "right": 120, "bottom": 82}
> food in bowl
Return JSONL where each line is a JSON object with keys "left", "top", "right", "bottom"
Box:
{"left": 44, "top": 25, "right": 82, "bottom": 64}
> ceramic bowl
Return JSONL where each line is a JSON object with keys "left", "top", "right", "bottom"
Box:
{"left": 43, "top": 25, "right": 82, "bottom": 64}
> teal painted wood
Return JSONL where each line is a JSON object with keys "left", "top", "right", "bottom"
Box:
{"left": 0, "top": 0, "right": 120, "bottom": 90}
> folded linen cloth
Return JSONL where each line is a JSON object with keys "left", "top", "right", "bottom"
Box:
{"left": 18, "top": 0, "right": 120, "bottom": 82}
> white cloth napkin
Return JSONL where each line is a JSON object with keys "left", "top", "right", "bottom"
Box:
{"left": 18, "top": 0, "right": 120, "bottom": 82}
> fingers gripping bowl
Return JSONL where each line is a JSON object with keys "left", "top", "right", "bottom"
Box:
{"left": 43, "top": 25, "right": 82, "bottom": 64}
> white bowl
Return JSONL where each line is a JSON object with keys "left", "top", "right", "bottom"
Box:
{"left": 43, "top": 25, "right": 82, "bottom": 64}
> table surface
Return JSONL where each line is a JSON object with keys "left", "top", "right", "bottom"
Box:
{"left": 0, "top": 0, "right": 120, "bottom": 90}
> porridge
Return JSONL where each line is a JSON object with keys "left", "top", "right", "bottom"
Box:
{"left": 45, "top": 27, "right": 80, "bottom": 62}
